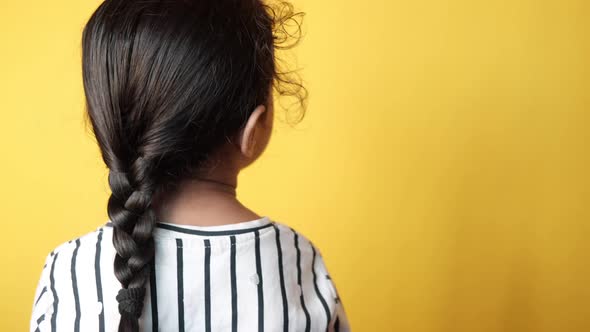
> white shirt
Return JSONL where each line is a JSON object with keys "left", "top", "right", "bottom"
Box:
{"left": 30, "top": 216, "right": 350, "bottom": 331}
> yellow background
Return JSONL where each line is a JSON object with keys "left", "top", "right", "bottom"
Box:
{"left": 1, "top": 0, "right": 589, "bottom": 331}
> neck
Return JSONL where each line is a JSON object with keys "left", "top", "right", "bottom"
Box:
{"left": 153, "top": 168, "right": 260, "bottom": 227}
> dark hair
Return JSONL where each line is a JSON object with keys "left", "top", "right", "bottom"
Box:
{"left": 81, "top": 0, "right": 305, "bottom": 330}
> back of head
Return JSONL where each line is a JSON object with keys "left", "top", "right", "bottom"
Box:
{"left": 80, "top": 0, "right": 304, "bottom": 330}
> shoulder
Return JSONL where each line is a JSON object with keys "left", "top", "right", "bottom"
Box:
{"left": 268, "top": 221, "right": 324, "bottom": 267}
{"left": 45, "top": 223, "right": 110, "bottom": 264}
{"left": 29, "top": 223, "right": 110, "bottom": 331}
{"left": 33, "top": 222, "right": 110, "bottom": 288}
{"left": 269, "top": 220, "right": 351, "bottom": 331}
{"left": 45, "top": 223, "right": 114, "bottom": 282}
{"left": 269, "top": 220, "right": 336, "bottom": 294}
{"left": 270, "top": 221, "right": 318, "bottom": 249}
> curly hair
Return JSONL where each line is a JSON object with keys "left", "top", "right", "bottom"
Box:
{"left": 81, "top": 0, "right": 305, "bottom": 330}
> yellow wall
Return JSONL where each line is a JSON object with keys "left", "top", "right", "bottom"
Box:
{"left": 1, "top": 0, "right": 588, "bottom": 330}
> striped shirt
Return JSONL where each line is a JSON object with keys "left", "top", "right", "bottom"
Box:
{"left": 30, "top": 216, "right": 350, "bottom": 331}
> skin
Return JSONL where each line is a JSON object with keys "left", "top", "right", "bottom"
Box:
{"left": 152, "top": 94, "right": 274, "bottom": 227}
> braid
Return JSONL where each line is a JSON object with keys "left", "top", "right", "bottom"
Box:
{"left": 107, "top": 156, "right": 157, "bottom": 332}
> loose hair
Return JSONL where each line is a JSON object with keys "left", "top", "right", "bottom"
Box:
{"left": 81, "top": 0, "right": 305, "bottom": 330}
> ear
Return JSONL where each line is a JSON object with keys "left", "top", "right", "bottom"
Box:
{"left": 239, "top": 104, "right": 266, "bottom": 158}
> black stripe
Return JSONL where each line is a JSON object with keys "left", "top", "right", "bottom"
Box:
{"left": 34, "top": 313, "right": 45, "bottom": 332}
{"left": 150, "top": 256, "right": 159, "bottom": 332}
{"left": 273, "top": 225, "right": 289, "bottom": 332}
{"left": 255, "top": 230, "right": 264, "bottom": 332}
{"left": 311, "top": 246, "right": 331, "bottom": 332}
{"left": 204, "top": 239, "right": 212, "bottom": 332}
{"left": 49, "top": 252, "right": 59, "bottom": 332}
{"left": 230, "top": 236, "right": 238, "bottom": 332}
{"left": 35, "top": 312, "right": 46, "bottom": 331}
{"left": 155, "top": 222, "right": 274, "bottom": 236}
{"left": 95, "top": 228, "right": 104, "bottom": 332}
{"left": 71, "top": 239, "right": 81, "bottom": 332}
{"left": 176, "top": 238, "right": 185, "bottom": 332}
{"left": 334, "top": 316, "right": 340, "bottom": 332}
{"left": 35, "top": 287, "right": 47, "bottom": 306}
{"left": 293, "top": 229, "right": 311, "bottom": 332}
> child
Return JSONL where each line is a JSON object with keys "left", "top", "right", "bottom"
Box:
{"left": 29, "top": 0, "right": 349, "bottom": 331}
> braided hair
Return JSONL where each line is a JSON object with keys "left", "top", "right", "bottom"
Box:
{"left": 80, "top": 0, "right": 305, "bottom": 331}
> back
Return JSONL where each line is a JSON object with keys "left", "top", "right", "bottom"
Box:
{"left": 30, "top": 217, "right": 350, "bottom": 331}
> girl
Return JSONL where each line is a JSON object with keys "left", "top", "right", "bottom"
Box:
{"left": 29, "top": 0, "right": 349, "bottom": 331}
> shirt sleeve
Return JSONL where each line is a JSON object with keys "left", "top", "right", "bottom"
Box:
{"left": 30, "top": 250, "right": 57, "bottom": 332}
{"left": 328, "top": 298, "right": 351, "bottom": 332}
{"left": 313, "top": 246, "right": 352, "bottom": 332}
